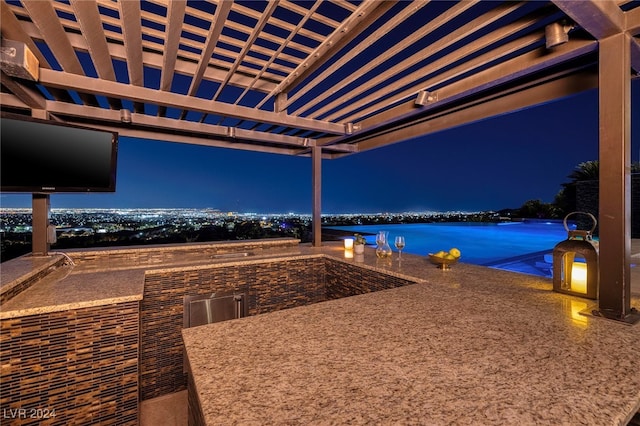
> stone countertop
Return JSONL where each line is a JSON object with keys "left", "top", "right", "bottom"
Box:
{"left": 0, "top": 265, "right": 145, "bottom": 319}
{"left": 183, "top": 245, "right": 640, "bottom": 426}
{"left": 0, "top": 240, "right": 424, "bottom": 320}
{"left": 0, "top": 239, "right": 302, "bottom": 319}
{"left": 0, "top": 254, "right": 64, "bottom": 298}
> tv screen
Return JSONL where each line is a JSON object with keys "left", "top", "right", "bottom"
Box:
{"left": 1, "top": 116, "right": 118, "bottom": 193}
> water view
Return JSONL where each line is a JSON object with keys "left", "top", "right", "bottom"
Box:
{"left": 327, "top": 219, "right": 576, "bottom": 277}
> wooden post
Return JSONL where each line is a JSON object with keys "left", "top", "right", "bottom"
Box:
{"left": 311, "top": 146, "right": 322, "bottom": 247}
{"left": 32, "top": 193, "right": 50, "bottom": 256}
{"left": 597, "top": 32, "right": 638, "bottom": 323}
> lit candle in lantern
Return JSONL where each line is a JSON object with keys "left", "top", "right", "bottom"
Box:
{"left": 571, "top": 262, "right": 588, "bottom": 294}
{"left": 344, "top": 238, "right": 354, "bottom": 250}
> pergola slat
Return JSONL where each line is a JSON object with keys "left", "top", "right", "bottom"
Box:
{"left": 70, "top": 0, "right": 121, "bottom": 110}
{"left": 21, "top": 0, "right": 100, "bottom": 107}
{"left": 158, "top": 0, "right": 187, "bottom": 117}
{"left": 118, "top": 0, "right": 144, "bottom": 113}
{"left": 305, "top": 1, "right": 520, "bottom": 120}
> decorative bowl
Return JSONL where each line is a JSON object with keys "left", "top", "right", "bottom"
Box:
{"left": 428, "top": 254, "right": 460, "bottom": 270}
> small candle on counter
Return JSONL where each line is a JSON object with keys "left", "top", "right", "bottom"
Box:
{"left": 344, "top": 238, "right": 354, "bottom": 250}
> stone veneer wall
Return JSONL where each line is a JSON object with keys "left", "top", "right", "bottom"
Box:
{"left": 576, "top": 174, "right": 639, "bottom": 238}
{"left": 141, "top": 256, "right": 417, "bottom": 401}
{"left": 140, "top": 257, "right": 325, "bottom": 400}
{"left": 0, "top": 302, "right": 139, "bottom": 425}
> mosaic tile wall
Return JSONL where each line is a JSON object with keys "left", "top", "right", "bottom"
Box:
{"left": 0, "top": 302, "right": 139, "bottom": 425}
{"left": 140, "top": 257, "right": 325, "bottom": 400}
{"left": 325, "top": 258, "right": 416, "bottom": 299}
{"left": 142, "top": 256, "right": 416, "bottom": 401}
{"left": 69, "top": 239, "right": 299, "bottom": 270}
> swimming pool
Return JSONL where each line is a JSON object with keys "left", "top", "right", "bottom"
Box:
{"left": 326, "top": 220, "right": 575, "bottom": 276}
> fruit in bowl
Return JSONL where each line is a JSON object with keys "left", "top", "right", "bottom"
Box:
{"left": 428, "top": 248, "right": 461, "bottom": 269}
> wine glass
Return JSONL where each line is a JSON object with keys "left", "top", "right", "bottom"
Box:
{"left": 394, "top": 236, "right": 405, "bottom": 260}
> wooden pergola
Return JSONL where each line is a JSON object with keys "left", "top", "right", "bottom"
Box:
{"left": 1, "top": 0, "right": 638, "bottom": 322}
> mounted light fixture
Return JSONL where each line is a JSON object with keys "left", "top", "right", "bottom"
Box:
{"left": 345, "top": 122, "right": 362, "bottom": 135}
{"left": 0, "top": 39, "right": 39, "bottom": 81}
{"left": 120, "top": 109, "right": 132, "bottom": 123}
{"left": 227, "top": 127, "right": 236, "bottom": 138}
{"left": 415, "top": 90, "right": 437, "bottom": 106}
{"left": 545, "top": 21, "right": 572, "bottom": 49}
{"left": 346, "top": 122, "right": 354, "bottom": 135}
{"left": 552, "top": 212, "right": 599, "bottom": 299}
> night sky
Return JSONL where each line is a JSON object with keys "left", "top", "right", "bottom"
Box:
{"left": 1, "top": 82, "right": 639, "bottom": 214}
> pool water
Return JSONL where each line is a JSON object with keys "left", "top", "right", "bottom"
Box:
{"left": 327, "top": 220, "right": 576, "bottom": 276}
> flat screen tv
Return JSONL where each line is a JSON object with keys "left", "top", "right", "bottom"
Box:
{"left": 1, "top": 115, "right": 118, "bottom": 193}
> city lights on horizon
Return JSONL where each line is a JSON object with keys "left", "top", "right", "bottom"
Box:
{"left": 0, "top": 207, "right": 489, "bottom": 218}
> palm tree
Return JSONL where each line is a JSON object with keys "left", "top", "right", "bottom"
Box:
{"left": 554, "top": 162, "right": 595, "bottom": 216}
{"left": 554, "top": 160, "right": 639, "bottom": 218}
{"left": 566, "top": 160, "right": 599, "bottom": 182}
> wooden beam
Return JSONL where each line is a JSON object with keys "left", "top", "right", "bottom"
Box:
{"left": 1, "top": 1, "right": 74, "bottom": 104}
{"left": 311, "top": 146, "right": 322, "bottom": 247}
{"left": 160, "top": 0, "right": 186, "bottom": 92}
{"left": 186, "top": 0, "right": 233, "bottom": 98}
{"left": 1, "top": 0, "right": 50, "bottom": 67}
{"left": 158, "top": 0, "right": 187, "bottom": 117}
{"left": 625, "top": 6, "right": 640, "bottom": 35}
{"left": 257, "top": 0, "right": 395, "bottom": 109}
{"left": 70, "top": 0, "right": 121, "bottom": 109}
{"left": 43, "top": 99, "right": 316, "bottom": 148}
{"left": 342, "top": 69, "right": 598, "bottom": 154}
{"left": 21, "top": 1, "right": 84, "bottom": 74}
{"left": 0, "top": 92, "right": 30, "bottom": 109}
{"left": 210, "top": 1, "right": 278, "bottom": 102}
{"left": 70, "top": 0, "right": 116, "bottom": 81}
{"left": 0, "top": 74, "right": 47, "bottom": 109}
{"left": 322, "top": 39, "right": 598, "bottom": 148}
{"left": 21, "top": 0, "right": 99, "bottom": 107}
{"left": 302, "top": 1, "right": 515, "bottom": 118}
{"left": 17, "top": 19, "right": 279, "bottom": 94}
{"left": 88, "top": 125, "right": 304, "bottom": 156}
{"left": 320, "top": 10, "right": 549, "bottom": 123}
{"left": 553, "top": 1, "right": 640, "bottom": 72}
{"left": 31, "top": 194, "right": 51, "bottom": 256}
{"left": 118, "top": 0, "right": 144, "bottom": 113}
{"left": 597, "top": 32, "right": 636, "bottom": 322}
{"left": 234, "top": 1, "right": 322, "bottom": 105}
{"left": 552, "top": 0, "right": 624, "bottom": 39}
{"left": 284, "top": 0, "right": 430, "bottom": 111}
{"left": 631, "top": 37, "right": 640, "bottom": 74}
{"left": 37, "top": 68, "right": 346, "bottom": 134}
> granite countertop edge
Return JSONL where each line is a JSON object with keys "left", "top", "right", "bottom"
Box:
{"left": 0, "top": 294, "right": 143, "bottom": 320}
{"left": 0, "top": 268, "right": 145, "bottom": 319}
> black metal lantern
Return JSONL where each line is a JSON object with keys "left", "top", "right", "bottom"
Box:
{"left": 552, "top": 212, "right": 599, "bottom": 299}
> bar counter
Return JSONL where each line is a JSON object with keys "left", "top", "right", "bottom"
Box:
{"left": 1, "top": 239, "right": 638, "bottom": 425}
{"left": 183, "top": 244, "right": 640, "bottom": 426}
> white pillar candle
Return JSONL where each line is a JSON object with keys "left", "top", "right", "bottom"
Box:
{"left": 344, "top": 238, "right": 354, "bottom": 250}
{"left": 571, "top": 262, "right": 588, "bottom": 294}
